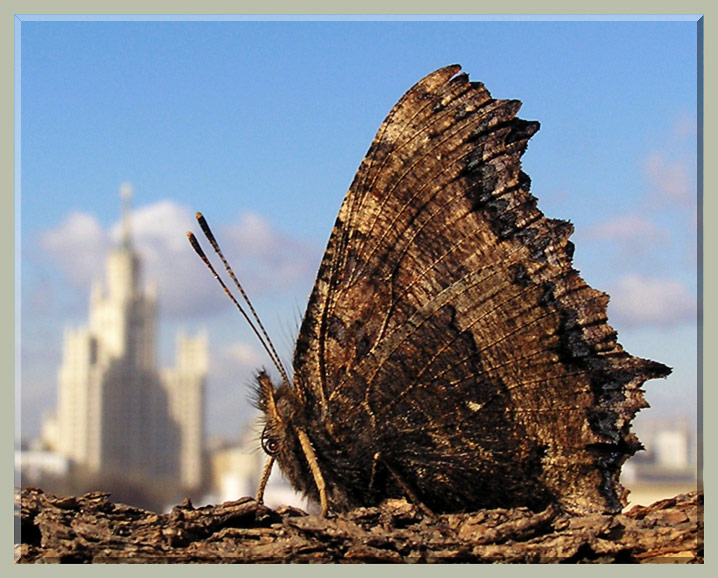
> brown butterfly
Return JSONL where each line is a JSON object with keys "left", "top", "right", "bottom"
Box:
{"left": 189, "top": 64, "right": 670, "bottom": 517}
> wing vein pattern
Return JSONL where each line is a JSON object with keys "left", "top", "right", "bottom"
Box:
{"left": 292, "top": 65, "right": 670, "bottom": 514}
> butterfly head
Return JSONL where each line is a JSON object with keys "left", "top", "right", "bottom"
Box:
{"left": 253, "top": 370, "right": 329, "bottom": 510}
{"left": 255, "top": 371, "right": 300, "bottom": 458}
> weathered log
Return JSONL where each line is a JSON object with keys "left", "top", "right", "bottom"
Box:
{"left": 15, "top": 487, "right": 702, "bottom": 563}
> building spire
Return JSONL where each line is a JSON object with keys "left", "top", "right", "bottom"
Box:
{"left": 120, "top": 183, "right": 133, "bottom": 249}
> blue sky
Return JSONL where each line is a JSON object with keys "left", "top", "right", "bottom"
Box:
{"left": 18, "top": 17, "right": 699, "bottom": 442}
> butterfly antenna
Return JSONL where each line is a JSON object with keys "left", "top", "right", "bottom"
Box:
{"left": 187, "top": 216, "right": 291, "bottom": 388}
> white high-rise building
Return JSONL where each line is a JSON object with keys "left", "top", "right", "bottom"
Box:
{"left": 44, "top": 185, "right": 207, "bottom": 495}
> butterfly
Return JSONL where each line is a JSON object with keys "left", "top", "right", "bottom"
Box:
{"left": 189, "top": 64, "right": 670, "bottom": 516}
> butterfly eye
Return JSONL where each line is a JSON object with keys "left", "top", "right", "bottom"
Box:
{"left": 261, "top": 426, "right": 280, "bottom": 456}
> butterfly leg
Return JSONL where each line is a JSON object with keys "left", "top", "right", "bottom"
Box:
{"left": 368, "top": 451, "right": 381, "bottom": 492}
{"left": 255, "top": 455, "right": 275, "bottom": 505}
{"left": 382, "top": 458, "right": 435, "bottom": 517}
{"left": 296, "top": 427, "right": 330, "bottom": 516}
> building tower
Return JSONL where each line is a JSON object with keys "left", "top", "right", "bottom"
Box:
{"left": 48, "top": 185, "right": 207, "bottom": 503}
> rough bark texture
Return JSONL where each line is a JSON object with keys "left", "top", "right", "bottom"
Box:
{"left": 16, "top": 487, "right": 702, "bottom": 563}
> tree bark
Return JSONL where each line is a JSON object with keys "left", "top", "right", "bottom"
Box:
{"left": 15, "top": 487, "right": 702, "bottom": 563}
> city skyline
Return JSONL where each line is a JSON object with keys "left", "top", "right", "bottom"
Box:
{"left": 31, "top": 186, "right": 207, "bottom": 509}
{"left": 18, "top": 17, "right": 700, "bottom": 445}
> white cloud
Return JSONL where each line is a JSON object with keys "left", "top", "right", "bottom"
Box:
{"left": 220, "top": 342, "right": 266, "bottom": 368}
{"left": 224, "top": 212, "right": 322, "bottom": 294}
{"left": 126, "top": 201, "right": 220, "bottom": 316}
{"left": 40, "top": 212, "right": 111, "bottom": 287}
{"left": 226, "top": 212, "right": 278, "bottom": 255}
{"left": 643, "top": 152, "right": 695, "bottom": 207}
{"left": 608, "top": 274, "right": 696, "bottom": 328}
{"left": 39, "top": 201, "right": 321, "bottom": 319}
{"left": 575, "top": 214, "right": 672, "bottom": 266}
{"left": 580, "top": 214, "right": 668, "bottom": 245}
{"left": 219, "top": 211, "right": 321, "bottom": 295}
{"left": 118, "top": 199, "right": 197, "bottom": 253}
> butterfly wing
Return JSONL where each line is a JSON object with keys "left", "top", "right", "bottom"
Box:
{"left": 292, "top": 65, "right": 670, "bottom": 514}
